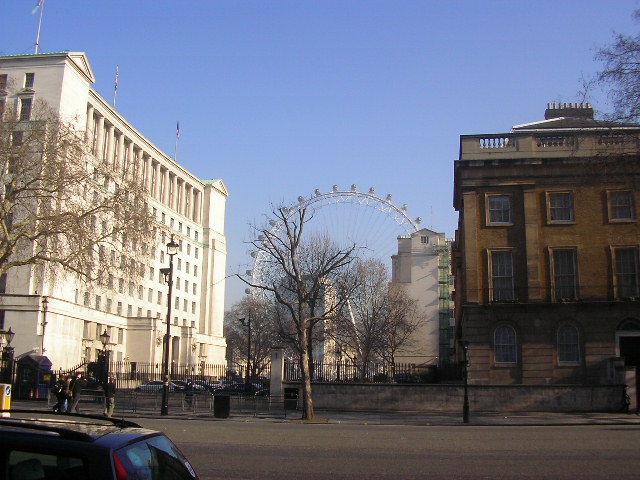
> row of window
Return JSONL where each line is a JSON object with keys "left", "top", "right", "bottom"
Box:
{"left": 80, "top": 291, "right": 199, "bottom": 316}
{"left": 489, "top": 246, "right": 639, "bottom": 302}
{"left": 83, "top": 322, "right": 124, "bottom": 345}
{"left": 487, "top": 190, "right": 635, "bottom": 225}
{"left": 493, "top": 324, "right": 580, "bottom": 364}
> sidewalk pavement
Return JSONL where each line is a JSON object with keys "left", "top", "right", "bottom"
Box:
{"left": 8, "top": 398, "right": 640, "bottom": 426}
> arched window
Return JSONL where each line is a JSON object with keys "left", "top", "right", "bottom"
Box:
{"left": 557, "top": 324, "right": 580, "bottom": 364}
{"left": 494, "top": 325, "right": 517, "bottom": 364}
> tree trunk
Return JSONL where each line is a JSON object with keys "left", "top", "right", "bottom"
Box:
{"left": 299, "top": 325, "right": 315, "bottom": 420}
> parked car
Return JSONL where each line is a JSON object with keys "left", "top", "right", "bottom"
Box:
{"left": 172, "top": 381, "right": 207, "bottom": 392}
{"left": 0, "top": 410, "right": 198, "bottom": 479}
{"left": 393, "top": 373, "right": 421, "bottom": 384}
{"left": 194, "top": 380, "right": 230, "bottom": 392}
{"left": 135, "top": 381, "right": 181, "bottom": 392}
{"left": 213, "top": 383, "right": 264, "bottom": 396}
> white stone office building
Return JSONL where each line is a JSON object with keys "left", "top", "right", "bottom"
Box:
{"left": 0, "top": 52, "right": 227, "bottom": 371}
{"left": 391, "top": 229, "right": 454, "bottom": 367}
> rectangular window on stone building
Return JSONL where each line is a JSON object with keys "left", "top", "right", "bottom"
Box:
{"left": 19, "top": 97, "right": 32, "bottom": 121}
{"left": 614, "top": 247, "right": 639, "bottom": 299}
{"left": 489, "top": 250, "right": 514, "bottom": 302}
{"left": 551, "top": 249, "right": 578, "bottom": 301}
{"left": 607, "top": 190, "right": 635, "bottom": 221}
{"left": 547, "top": 192, "right": 574, "bottom": 222}
{"left": 486, "top": 194, "right": 512, "bottom": 225}
{"left": 24, "top": 72, "right": 35, "bottom": 88}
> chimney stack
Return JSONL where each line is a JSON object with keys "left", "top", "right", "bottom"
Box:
{"left": 545, "top": 102, "right": 594, "bottom": 120}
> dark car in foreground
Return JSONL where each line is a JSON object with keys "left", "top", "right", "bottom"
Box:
{"left": 0, "top": 410, "right": 198, "bottom": 479}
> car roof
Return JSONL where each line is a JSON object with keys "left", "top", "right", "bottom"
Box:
{"left": 0, "top": 410, "right": 161, "bottom": 448}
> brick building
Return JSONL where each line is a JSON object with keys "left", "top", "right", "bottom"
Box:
{"left": 453, "top": 103, "right": 640, "bottom": 387}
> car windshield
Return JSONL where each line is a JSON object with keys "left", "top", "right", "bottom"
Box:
{"left": 114, "top": 434, "right": 197, "bottom": 479}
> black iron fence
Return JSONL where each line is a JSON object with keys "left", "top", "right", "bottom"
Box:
{"left": 285, "top": 360, "right": 462, "bottom": 384}
{"left": 54, "top": 361, "right": 270, "bottom": 390}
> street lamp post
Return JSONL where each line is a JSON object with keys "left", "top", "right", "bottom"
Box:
{"left": 99, "top": 329, "right": 111, "bottom": 387}
{"left": 0, "top": 327, "right": 16, "bottom": 385}
{"left": 238, "top": 317, "right": 251, "bottom": 391}
{"left": 160, "top": 235, "right": 179, "bottom": 416}
{"left": 460, "top": 340, "right": 470, "bottom": 424}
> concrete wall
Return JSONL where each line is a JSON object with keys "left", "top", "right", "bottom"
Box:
{"left": 288, "top": 382, "right": 626, "bottom": 413}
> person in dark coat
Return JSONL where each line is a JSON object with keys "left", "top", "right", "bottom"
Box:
{"left": 51, "top": 379, "right": 67, "bottom": 413}
{"left": 103, "top": 377, "right": 117, "bottom": 417}
{"left": 63, "top": 375, "right": 73, "bottom": 410}
{"left": 67, "top": 372, "right": 86, "bottom": 413}
{"left": 185, "top": 379, "right": 195, "bottom": 407}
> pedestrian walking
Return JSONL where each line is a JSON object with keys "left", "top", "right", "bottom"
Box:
{"left": 103, "top": 376, "right": 117, "bottom": 417}
{"left": 67, "top": 372, "right": 86, "bottom": 414}
{"left": 185, "top": 379, "right": 195, "bottom": 408}
{"left": 51, "top": 379, "right": 67, "bottom": 413}
{"left": 63, "top": 375, "right": 73, "bottom": 410}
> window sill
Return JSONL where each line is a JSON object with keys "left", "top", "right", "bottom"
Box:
{"left": 486, "top": 222, "right": 514, "bottom": 227}
{"left": 608, "top": 218, "right": 636, "bottom": 223}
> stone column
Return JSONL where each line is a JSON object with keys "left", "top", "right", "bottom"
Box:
{"left": 143, "top": 155, "right": 151, "bottom": 193}
{"left": 116, "top": 132, "right": 125, "bottom": 173}
{"left": 171, "top": 173, "right": 178, "bottom": 211}
{"left": 195, "top": 189, "right": 202, "bottom": 224}
{"left": 152, "top": 161, "right": 160, "bottom": 200}
{"left": 270, "top": 347, "right": 285, "bottom": 398}
{"left": 105, "top": 124, "right": 115, "bottom": 165}
{"left": 184, "top": 184, "right": 192, "bottom": 219}
{"left": 95, "top": 115, "right": 105, "bottom": 159}
{"left": 85, "top": 105, "right": 94, "bottom": 144}
{"left": 126, "top": 142, "right": 134, "bottom": 178}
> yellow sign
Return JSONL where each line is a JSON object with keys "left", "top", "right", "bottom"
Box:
{"left": 0, "top": 383, "right": 11, "bottom": 416}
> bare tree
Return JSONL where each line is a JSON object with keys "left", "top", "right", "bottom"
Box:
{"left": 594, "top": 9, "right": 640, "bottom": 124}
{"left": 330, "top": 259, "right": 423, "bottom": 380}
{"left": 224, "top": 295, "right": 281, "bottom": 385}
{"left": 375, "top": 286, "right": 423, "bottom": 376}
{"left": 330, "top": 259, "right": 385, "bottom": 377}
{"left": 241, "top": 206, "right": 359, "bottom": 420}
{"left": 1, "top": 100, "right": 154, "bottom": 284}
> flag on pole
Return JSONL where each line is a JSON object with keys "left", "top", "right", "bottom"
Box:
{"left": 32, "top": 0, "right": 43, "bottom": 15}
{"left": 115, "top": 66, "right": 119, "bottom": 91}
{"left": 176, "top": 121, "right": 180, "bottom": 138}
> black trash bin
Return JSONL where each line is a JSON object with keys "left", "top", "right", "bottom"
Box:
{"left": 284, "top": 387, "right": 298, "bottom": 410}
{"left": 213, "top": 395, "right": 230, "bottom": 418}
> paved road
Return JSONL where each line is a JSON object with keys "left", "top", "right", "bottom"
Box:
{"left": 135, "top": 418, "right": 640, "bottom": 479}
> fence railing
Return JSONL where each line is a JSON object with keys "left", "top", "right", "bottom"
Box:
{"left": 54, "top": 361, "right": 270, "bottom": 390}
{"left": 285, "top": 360, "right": 462, "bottom": 384}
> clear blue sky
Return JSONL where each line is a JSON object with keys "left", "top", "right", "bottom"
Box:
{"left": 3, "top": 0, "right": 639, "bottom": 307}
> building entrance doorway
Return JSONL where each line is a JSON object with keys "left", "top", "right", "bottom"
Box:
{"left": 619, "top": 336, "right": 640, "bottom": 367}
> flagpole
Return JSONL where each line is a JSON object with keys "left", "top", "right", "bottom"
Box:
{"left": 34, "top": 0, "right": 45, "bottom": 54}
{"left": 113, "top": 66, "right": 119, "bottom": 107}
{"left": 175, "top": 122, "right": 180, "bottom": 162}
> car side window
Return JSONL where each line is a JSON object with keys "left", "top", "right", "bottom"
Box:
{"left": 115, "top": 435, "right": 196, "bottom": 479}
{"left": 8, "top": 450, "right": 87, "bottom": 480}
